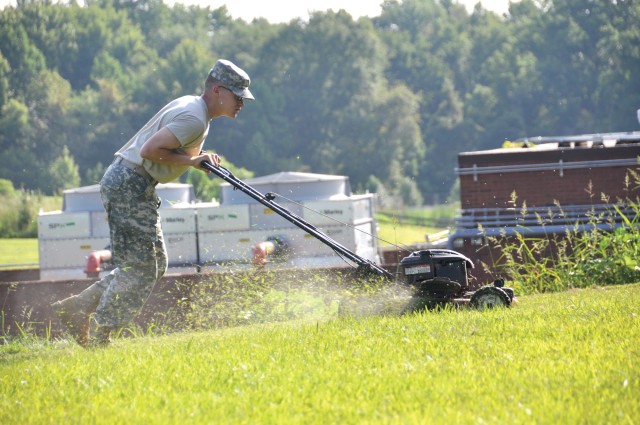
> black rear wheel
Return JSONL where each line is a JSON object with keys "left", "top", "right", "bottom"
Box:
{"left": 470, "top": 286, "right": 511, "bottom": 309}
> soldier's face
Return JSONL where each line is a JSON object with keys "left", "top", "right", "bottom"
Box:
{"left": 219, "top": 86, "right": 244, "bottom": 118}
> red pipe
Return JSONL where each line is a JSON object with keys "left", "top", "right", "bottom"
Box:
{"left": 252, "top": 241, "right": 276, "bottom": 266}
{"left": 84, "top": 249, "right": 112, "bottom": 278}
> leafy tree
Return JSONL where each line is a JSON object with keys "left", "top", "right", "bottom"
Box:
{"left": 103, "top": 0, "right": 172, "bottom": 50}
{"left": 235, "top": 9, "right": 426, "bottom": 206}
{"left": 375, "top": 0, "right": 472, "bottom": 201}
{"left": 47, "top": 145, "right": 81, "bottom": 194}
{"left": 0, "top": 178, "right": 15, "bottom": 197}
{"left": 590, "top": 0, "right": 640, "bottom": 130}
{"left": 0, "top": 53, "right": 9, "bottom": 111}
{"left": 15, "top": 2, "right": 78, "bottom": 82}
{"left": 84, "top": 162, "right": 106, "bottom": 186}
{"left": 397, "top": 177, "right": 423, "bottom": 207}
{"left": 0, "top": 98, "right": 38, "bottom": 188}
{"left": 0, "top": 7, "right": 47, "bottom": 95}
{"left": 0, "top": 98, "right": 30, "bottom": 148}
{"left": 67, "top": 79, "right": 135, "bottom": 175}
{"left": 181, "top": 156, "right": 254, "bottom": 202}
{"left": 1, "top": 0, "right": 638, "bottom": 205}
{"left": 158, "top": 38, "right": 211, "bottom": 98}
{"left": 210, "top": 8, "right": 283, "bottom": 68}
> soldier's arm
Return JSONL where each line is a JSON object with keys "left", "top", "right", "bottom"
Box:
{"left": 140, "top": 128, "right": 220, "bottom": 169}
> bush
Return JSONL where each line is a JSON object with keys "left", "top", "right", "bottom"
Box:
{"left": 0, "top": 187, "right": 62, "bottom": 238}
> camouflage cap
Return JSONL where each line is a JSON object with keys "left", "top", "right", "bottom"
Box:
{"left": 209, "top": 59, "right": 255, "bottom": 100}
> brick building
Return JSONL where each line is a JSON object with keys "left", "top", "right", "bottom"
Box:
{"left": 448, "top": 131, "right": 640, "bottom": 284}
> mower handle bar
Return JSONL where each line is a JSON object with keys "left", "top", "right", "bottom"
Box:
{"left": 200, "top": 160, "right": 393, "bottom": 281}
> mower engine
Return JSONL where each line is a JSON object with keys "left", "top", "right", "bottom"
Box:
{"left": 399, "top": 249, "right": 515, "bottom": 308}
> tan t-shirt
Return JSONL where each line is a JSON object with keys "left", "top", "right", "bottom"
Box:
{"left": 117, "top": 96, "right": 210, "bottom": 183}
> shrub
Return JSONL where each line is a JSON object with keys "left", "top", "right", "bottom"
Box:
{"left": 0, "top": 188, "right": 61, "bottom": 238}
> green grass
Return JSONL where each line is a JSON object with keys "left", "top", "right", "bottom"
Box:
{"left": 376, "top": 220, "right": 432, "bottom": 246}
{"left": 376, "top": 204, "right": 456, "bottom": 246}
{"left": 381, "top": 203, "right": 458, "bottom": 223}
{"left": 2, "top": 284, "right": 638, "bottom": 424}
{"left": 0, "top": 238, "right": 38, "bottom": 268}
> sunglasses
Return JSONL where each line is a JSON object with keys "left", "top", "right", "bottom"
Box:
{"left": 219, "top": 86, "right": 244, "bottom": 103}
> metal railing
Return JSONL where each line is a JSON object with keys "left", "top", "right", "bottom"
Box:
{"left": 456, "top": 158, "right": 639, "bottom": 179}
{"left": 515, "top": 131, "right": 640, "bottom": 147}
{"left": 455, "top": 204, "right": 636, "bottom": 229}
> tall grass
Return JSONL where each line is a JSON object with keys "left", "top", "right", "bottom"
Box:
{"left": 1, "top": 284, "right": 638, "bottom": 424}
{"left": 485, "top": 172, "right": 640, "bottom": 295}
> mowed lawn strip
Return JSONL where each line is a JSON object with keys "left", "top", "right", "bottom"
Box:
{"left": 1, "top": 284, "right": 639, "bottom": 424}
{"left": 0, "top": 238, "right": 38, "bottom": 267}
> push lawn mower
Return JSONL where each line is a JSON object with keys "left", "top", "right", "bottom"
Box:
{"left": 201, "top": 161, "right": 515, "bottom": 310}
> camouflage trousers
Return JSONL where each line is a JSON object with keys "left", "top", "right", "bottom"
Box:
{"left": 92, "top": 161, "right": 167, "bottom": 328}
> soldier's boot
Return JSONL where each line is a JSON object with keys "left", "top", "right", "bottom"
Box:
{"left": 87, "top": 324, "right": 114, "bottom": 348}
{"left": 51, "top": 284, "right": 103, "bottom": 346}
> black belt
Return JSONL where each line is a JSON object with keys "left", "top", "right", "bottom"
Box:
{"left": 114, "top": 156, "right": 158, "bottom": 186}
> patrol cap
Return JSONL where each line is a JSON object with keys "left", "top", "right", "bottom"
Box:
{"left": 209, "top": 59, "right": 255, "bottom": 100}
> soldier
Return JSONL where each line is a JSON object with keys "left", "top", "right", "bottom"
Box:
{"left": 51, "top": 59, "right": 254, "bottom": 347}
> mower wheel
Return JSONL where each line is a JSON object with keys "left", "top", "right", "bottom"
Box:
{"left": 501, "top": 287, "right": 515, "bottom": 301}
{"left": 470, "top": 286, "right": 511, "bottom": 310}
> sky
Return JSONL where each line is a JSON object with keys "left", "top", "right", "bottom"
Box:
{"left": 0, "top": 0, "right": 517, "bottom": 21}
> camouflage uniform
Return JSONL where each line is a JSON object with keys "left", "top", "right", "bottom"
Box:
{"left": 92, "top": 162, "right": 167, "bottom": 328}
{"left": 52, "top": 58, "right": 253, "bottom": 345}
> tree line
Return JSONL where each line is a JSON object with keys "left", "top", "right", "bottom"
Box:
{"left": 1, "top": 0, "right": 638, "bottom": 205}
